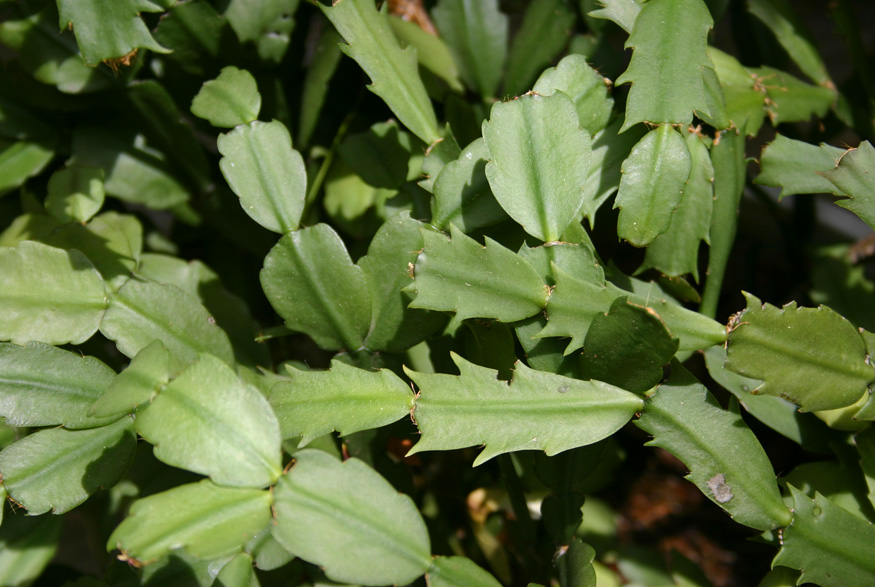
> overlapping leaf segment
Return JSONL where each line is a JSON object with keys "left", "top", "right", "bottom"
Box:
{"left": 0, "top": 0, "right": 874, "bottom": 584}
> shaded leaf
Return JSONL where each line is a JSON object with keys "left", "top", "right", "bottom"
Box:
{"left": 70, "top": 125, "right": 189, "bottom": 210}
{"left": 44, "top": 165, "right": 104, "bottom": 223}
{"left": 108, "top": 479, "right": 272, "bottom": 564}
{"left": 214, "top": 552, "right": 258, "bottom": 587}
{"left": 338, "top": 121, "right": 413, "bottom": 189}
{"left": 639, "top": 130, "right": 713, "bottom": 280}
{"left": 0, "top": 241, "right": 106, "bottom": 346}
{"left": 100, "top": 278, "right": 236, "bottom": 370}
{"left": 191, "top": 66, "right": 261, "bottom": 128}
{"left": 635, "top": 363, "right": 791, "bottom": 530}
{"left": 755, "top": 134, "right": 845, "bottom": 197}
{"left": 270, "top": 359, "right": 413, "bottom": 444}
{"left": 431, "top": 0, "right": 507, "bottom": 99}
{"left": 579, "top": 298, "right": 679, "bottom": 393}
{"left": 580, "top": 118, "right": 645, "bottom": 223}
{"left": 773, "top": 486, "right": 875, "bottom": 587}
{"left": 321, "top": 0, "right": 440, "bottom": 144}
{"left": 261, "top": 223, "right": 371, "bottom": 350}
{"left": 0, "top": 342, "right": 117, "bottom": 429}
{"left": 614, "top": 124, "right": 692, "bottom": 247}
{"left": 406, "top": 353, "right": 643, "bottom": 466}
{"left": 358, "top": 213, "right": 447, "bottom": 352}
{"left": 0, "top": 139, "right": 55, "bottom": 196}
{"left": 432, "top": 137, "right": 506, "bottom": 232}
{"left": 218, "top": 120, "right": 305, "bottom": 234}
{"left": 56, "top": 0, "right": 170, "bottom": 65}
{"left": 90, "top": 340, "right": 171, "bottom": 419}
{"left": 725, "top": 292, "right": 873, "bottom": 412}
{"left": 388, "top": 15, "right": 464, "bottom": 94}
{"left": 820, "top": 141, "right": 875, "bottom": 232}
{"left": 408, "top": 225, "right": 548, "bottom": 325}
{"left": 703, "top": 346, "right": 832, "bottom": 453}
{"left": 483, "top": 92, "right": 592, "bottom": 242}
{"left": 615, "top": 0, "right": 713, "bottom": 129}
{"left": 152, "top": 0, "right": 231, "bottom": 76}
{"left": 780, "top": 460, "right": 875, "bottom": 523}
{"left": 426, "top": 556, "right": 502, "bottom": 587}
{"left": 223, "top": 0, "right": 299, "bottom": 63}
{"left": 297, "top": 24, "right": 343, "bottom": 148}
{"left": 748, "top": 0, "right": 831, "bottom": 87}
{"left": 272, "top": 449, "right": 431, "bottom": 585}
{"left": 244, "top": 529, "right": 293, "bottom": 571}
{"left": 504, "top": 0, "right": 576, "bottom": 97}
{"left": 0, "top": 514, "right": 61, "bottom": 587}
{"left": 43, "top": 212, "right": 141, "bottom": 292}
{"left": 136, "top": 354, "right": 281, "bottom": 488}
{"left": 533, "top": 54, "right": 614, "bottom": 136}
{"left": 0, "top": 416, "right": 136, "bottom": 515}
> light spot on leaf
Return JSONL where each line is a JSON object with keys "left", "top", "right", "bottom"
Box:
{"left": 707, "top": 473, "right": 733, "bottom": 503}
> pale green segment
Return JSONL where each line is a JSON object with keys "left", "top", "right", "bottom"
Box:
{"left": 0, "top": 241, "right": 106, "bottom": 345}
{"left": 107, "top": 479, "right": 272, "bottom": 565}
{"left": 0, "top": 342, "right": 117, "bottom": 429}
{"left": 703, "top": 346, "right": 832, "bottom": 452}
{"left": 427, "top": 556, "right": 502, "bottom": 587}
{"left": 709, "top": 48, "right": 766, "bottom": 136}
{"left": 272, "top": 449, "right": 432, "bottom": 585}
{"left": 747, "top": 0, "right": 831, "bottom": 87}
{"left": 614, "top": 124, "right": 692, "bottom": 247}
{"left": 408, "top": 225, "right": 548, "bottom": 323}
{"left": 320, "top": 0, "right": 440, "bottom": 144}
{"left": 218, "top": 120, "right": 306, "bottom": 234}
{"left": 388, "top": 16, "right": 464, "bottom": 93}
{"left": 0, "top": 140, "right": 55, "bottom": 196}
{"left": 755, "top": 134, "right": 846, "bottom": 197}
{"left": 773, "top": 486, "right": 875, "bottom": 587}
{"left": 640, "top": 131, "right": 714, "bottom": 281}
{"left": 261, "top": 223, "right": 371, "bottom": 351}
{"left": 483, "top": 92, "right": 592, "bottom": 242}
{"left": 533, "top": 54, "right": 614, "bottom": 136}
{"left": 56, "top": 0, "right": 170, "bottom": 65}
{"left": 0, "top": 516, "right": 62, "bottom": 587}
{"left": 0, "top": 416, "right": 136, "bottom": 515}
{"left": 431, "top": 0, "right": 507, "bottom": 99}
{"left": 215, "top": 552, "right": 257, "bottom": 586}
{"left": 89, "top": 340, "right": 171, "bottom": 418}
{"left": 615, "top": 0, "right": 713, "bottom": 130}
{"left": 725, "top": 292, "right": 874, "bottom": 412}
{"left": 753, "top": 66, "right": 835, "bottom": 125}
{"left": 587, "top": 0, "right": 641, "bottom": 33}
{"left": 270, "top": 359, "right": 414, "bottom": 444}
{"left": 635, "top": 363, "right": 791, "bottom": 531}
{"left": 136, "top": 354, "right": 282, "bottom": 488}
{"left": 224, "top": 0, "right": 300, "bottom": 63}
{"left": 431, "top": 137, "right": 506, "bottom": 233}
{"left": 44, "top": 165, "right": 105, "bottom": 223}
{"left": 245, "top": 528, "right": 294, "bottom": 571}
{"left": 407, "top": 353, "right": 643, "bottom": 466}
{"left": 504, "top": 0, "right": 576, "bottom": 96}
{"left": 191, "top": 66, "right": 261, "bottom": 128}
{"left": 100, "top": 278, "right": 235, "bottom": 370}
{"left": 821, "top": 141, "right": 875, "bottom": 232}
{"left": 358, "top": 213, "right": 447, "bottom": 353}
{"left": 43, "top": 211, "right": 142, "bottom": 292}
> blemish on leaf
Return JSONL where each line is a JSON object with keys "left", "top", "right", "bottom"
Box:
{"left": 707, "top": 473, "right": 733, "bottom": 503}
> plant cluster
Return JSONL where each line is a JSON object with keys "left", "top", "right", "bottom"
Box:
{"left": 0, "top": 0, "right": 874, "bottom": 585}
